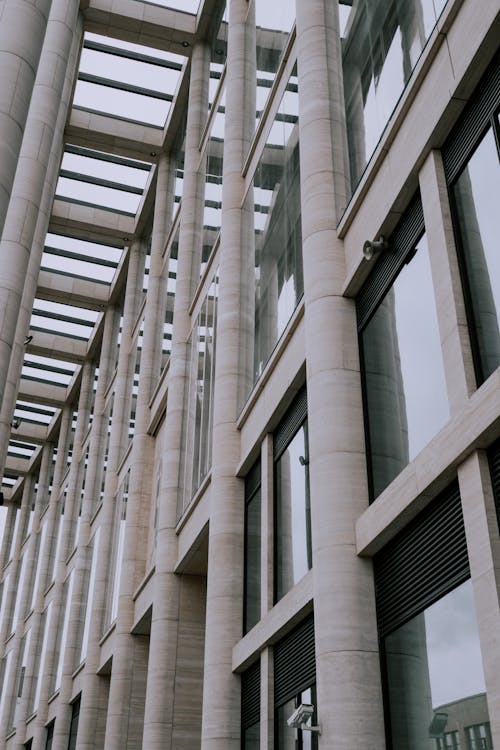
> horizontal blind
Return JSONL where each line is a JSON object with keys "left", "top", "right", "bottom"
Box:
{"left": 374, "top": 480, "right": 469, "bottom": 638}
{"left": 274, "top": 614, "right": 315, "bottom": 707}
{"left": 356, "top": 194, "right": 424, "bottom": 332}
{"left": 443, "top": 53, "right": 500, "bottom": 184}
{"left": 273, "top": 386, "right": 307, "bottom": 460}
{"left": 488, "top": 438, "right": 500, "bottom": 533}
{"left": 241, "top": 659, "right": 260, "bottom": 730}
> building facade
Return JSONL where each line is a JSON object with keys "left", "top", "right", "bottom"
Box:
{"left": 0, "top": 0, "right": 499, "bottom": 748}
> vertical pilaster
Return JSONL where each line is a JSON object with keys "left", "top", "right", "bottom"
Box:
{"left": 103, "top": 155, "right": 174, "bottom": 750}
{"left": 200, "top": 1, "right": 254, "bottom": 747}
{"left": 459, "top": 451, "right": 500, "bottom": 748}
{"left": 76, "top": 240, "right": 145, "bottom": 750}
{"left": 141, "top": 40, "right": 211, "bottom": 750}
{"left": 295, "top": 1, "right": 385, "bottom": 747}
{"left": 419, "top": 150, "right": 476, "bottom": 412}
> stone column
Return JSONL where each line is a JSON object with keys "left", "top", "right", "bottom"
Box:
{"left": 0, "top": 0, "right": 82, "bottom": 435}
{"left": 200, "top": 1, "right": 255, "bottom": 747}
{"left": 103, "top": 155, "right": 174, "bottom": 750}
{"left": 75, "top": 240, "right": 145, "bottom": 750}
{"left": 0, "top": 504, "right": 16, "bottom": 574}
{"left": 10, "top": 443, "right": 52, "bottom": 750}
{"left": 295, "top": 1, "right": 386, "bottom": 747}
{"left": 0, "top": 0, "right": 52, "bottom": 234}
{"left": 419, "top": 150, "right": 476, "bottom": 412}
{"left": 141, "top": 40, "right": 211, "bottom": 750}
{"left": 459, "top": 451, "right": 500, "bottom": 748}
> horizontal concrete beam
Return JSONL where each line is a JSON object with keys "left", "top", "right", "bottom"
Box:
{"left": 83, "top": 0, "right": 196, "bottom": 54}
{"left": 66, "top": 109, "right": 163, "bottom": 163}
{"left": 9, "top": 421, "right": 48, "bottom": 445}
{"left": 4, "top": 455, "right": 31, "bottom": 477}
{"left": 37, "top": 269, "right": 109, "bottom": 311}
{"left": 49, "top": 198, "right": 135, "bottom": 245}
{"left": 17, "top": 377, "right": 68, "bottom": 408}
{"left": 26, "top": 330, "right": 88, "bottom": 363}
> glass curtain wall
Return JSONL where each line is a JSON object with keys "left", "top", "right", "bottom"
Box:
{"left": 360, "top": 233, "right": 449, "bottom": 499}
{"left": 341, "top": 0, "right": 447, "bottom": 196}
{"left": 105, "top": 471, "right": 128, "bottom": 629}
{"left": 449, "top": 123, "right": 500, "bottom": 384}
{"left": 202, "top": 104, "right": 225, "bottom": 275}
{"left": 255, "top": 1, "right": 296, "bottom": 126}
{"left": 242, "top": 65, "right": 302, "bottom": 404}
{"left": 159, "top": 227, "right": 178, "bottom": 376}
{"left": 383, "top": 580, "right": 489, "bottom": 750}
{"left": 275, "top": 418, "right": 311, "bottom": 602}
{"left": 178, "top": 273, "right": 219, "bottom": 518}
{"left": 244, "top": 459, "right": 261, "bottom": 634}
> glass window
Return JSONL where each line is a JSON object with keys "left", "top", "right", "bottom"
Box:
{"left": 275, "top": 419, "right": 311, "bottom": 602}
{"left": 255, "top": 1, "right": 296, "bottom": 127}
{"left": 342, "top": 0, "right": 445, "bottom": 196}
{"left": 79, "top": 529, "right": 99, "bottom": 664}
{"left": 45, "top": 720, "right": 54, "bottom": 750}
{"left": 242, "top": 66, "right": 302, "bottom": 404}
{"left": 465, "top": 723, "right": 493, "bottom": 750}
{"left": 67, "top": 696, "right": 81, "bottom": 750}
{"left": 450, "top": 124, "right": 500, "bottom": 384}
{"left": 360, "top": 233, "right": 449, "bottom": 499}
{"left": 106, "top": 472, "right": 128, "bottom": 628}
{"left": 275, "top": 686, "right": 318, "bottom": 750}
{"left": 202, "top": 101, "right": 225, "bottom": 274}
{"left": 244, "top": 460, "right": 261, "bottom": 634}
{"left": 384, "top": 580, "right": 489, "bottom": 750}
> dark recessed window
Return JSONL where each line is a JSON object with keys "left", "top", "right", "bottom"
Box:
{"left": 244, "top": 459, "right": 261, "bottom": 634}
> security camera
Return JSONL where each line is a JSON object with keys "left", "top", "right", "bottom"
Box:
{"left": 363, "top": 236, "right": 388, "bottom": 261}
{"left": 287, "top": 703, "right": 314, "bottom": 729}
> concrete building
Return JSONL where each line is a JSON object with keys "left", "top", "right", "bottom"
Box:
{"left": 0, "top": 0, "right": 499, "bottom": 748}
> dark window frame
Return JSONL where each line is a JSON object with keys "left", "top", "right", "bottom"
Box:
{"left": 243, "top": 458, "right": 262, "bottom": 635}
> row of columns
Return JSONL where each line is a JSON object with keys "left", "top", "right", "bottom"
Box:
{"left": 1, "top": 2, "right": 500, "bottom": 750}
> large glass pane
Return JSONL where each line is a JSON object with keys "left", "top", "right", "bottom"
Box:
{"left": 361, "top": 234, "right": 449, "bottom": 498}
{"left": 451, "top": 126, "right": 500, "bottom": 383}
{"left": 342, "top": 0, "right": 444, "bottom": 196}
{"left": 384, "top": 580, "right": 489, "bottom": 750}
{"left": 241, "top": 67, "right": 302, "bottom": 405}
{"left": 275, "top": 421, "right": 311, "bottom": 601}
{"left": 255, "top": 1, "right": 296, "bottom": 127}
{"left": 244, "top": 463, "right": 261, "bottom": 633}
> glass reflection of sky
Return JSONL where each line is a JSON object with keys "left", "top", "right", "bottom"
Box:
{"left": 425, "top": 580, "right": 486, "bottom": 708}
{"left": 393, "top": 234, "right": 449, "bottom": 459}
{"left": 460, "top": 128, "right": 500, "bottom": 321}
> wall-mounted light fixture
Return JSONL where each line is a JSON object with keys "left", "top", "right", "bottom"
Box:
{"left": 363, "top": 236, "right": 388, "bottom": 261}
{"left": 10, "top": 418, "right": 21, "bottom": 429}
{"left": 287, "top": 704, "right": 321, "bottom": 734}
{"left": 24, "top": 335, "right": 33, "bottom": 345}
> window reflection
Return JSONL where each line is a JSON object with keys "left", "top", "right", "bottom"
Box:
{"left": 384, "top": 581, "right": 490, "bottom": 750}
{"left": 361, "top": 233, "right": 449, "bottom": 498}
{"left": 241, "top": 67, "right": 302, "bottom": 405}
{"left": 255, "top": 2, "right": 296, "bottom": 126}
{"left": 275, "top": 421, "right": 311, "bottom": 601}
{"left": 276, "top": 687, "right": 318, "bottom": 750}
{"left": 342, "top": 0, "right": 445, "bottom": 195}
{"left": 451, "top": 126, "right": 500, "bottom": 384}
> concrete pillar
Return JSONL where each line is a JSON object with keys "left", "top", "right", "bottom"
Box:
{"left": 0, "top": 0, "right": 52, "bottom": 234}
{"left": 103, "top": 155, "right": 174, "bottom": 750}
{"left": 75, "top": 241, "right": 145, "bottom": 750}
{"left": 0, "top": 476, "right": 34, "bottom": 745}
{"left": 200, "top": 1, "right": 255, "bottom": 747}
{"left": 459, "top": 451, "right": 500, "bottom": 748}
{"left": 295, "top": 1, "right": 385, "bottom": 747}
{"left": 0, "top": 504, "right": 16, "bottom": 575}
{"left": 419, "top": 150, "right": 476, "bottom": 412}
{"left": 0, "top": 0, "right": 82, "bottom": 436}
{"left": 141, "top": 40, "right": 211, "bottom": 750}
{"left": 10, "top": 443, "right": 52, "bottom": 750}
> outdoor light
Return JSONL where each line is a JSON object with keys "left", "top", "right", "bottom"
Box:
{"left": 181, "top": 40, "right": 190, "bottom": 48}
{"left": 287, "top": 704, "right": 321, "bottom": 734}
{"left": 428, "top": 712, "right": 448, "bottom": 738}
{"left": 24, "top": 335, "right": 33, "bottom": 345}
{"left": 150, "top": 151, "right": 157, "bottom": 157}
{"left": 363, "top": 236, "right": 388, "bottom": 261}
{"left": 10, "top": 418, "right": 21, "bottom": 429}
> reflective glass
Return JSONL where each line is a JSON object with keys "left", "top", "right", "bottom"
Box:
{"left": 244, "top": 464, "right": 261, "bottom": 633}
{"left": 384, "top": 580, "right": 489, "bottom": 749}
{"left": 275, "top": 421, "right": 311, "bottom": 601}
{"left": 361, "top": 234, "right": 449, "bottom": 498}
{"left": 342, "top": 0, "right": 444, "bottom": 196}
{"left": 202, "top": 94, "right": 225, "bottom": 272}
{"left": 451, "top": 126, "right": 500, "bottom": 383}
{"left": 276, "top": 687, "right": 317, "bottom": 750}
{"left": 243, "top": 723, "right": 260, "bottom": 750}
{"left": 255, "top": 1, "right": 296, "bottom": 126}
{"left": 241, "top": 67, "right": 302, "bottom": 404}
